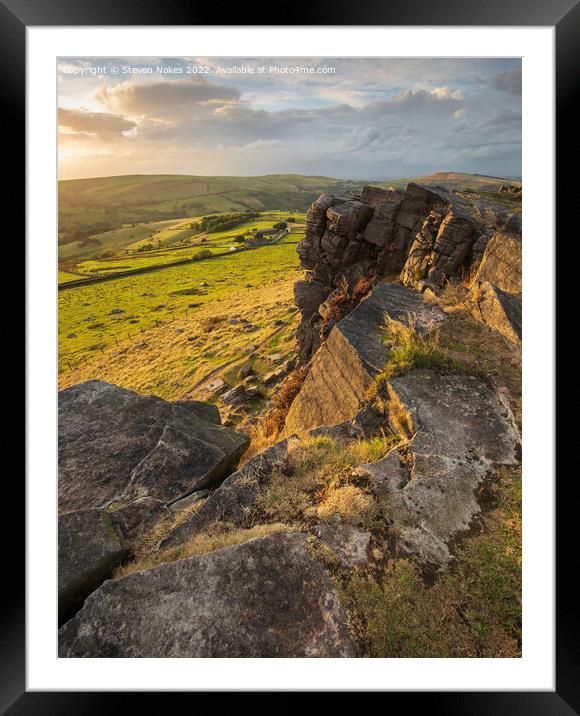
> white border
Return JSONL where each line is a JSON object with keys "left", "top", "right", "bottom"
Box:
{"left": 27, "top": 26, "right": 554, "bottom": 691}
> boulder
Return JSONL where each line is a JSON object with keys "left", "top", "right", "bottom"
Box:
{"left": 283, "top": 283, "right": 444, "bottom": 435}
{"left": 58, "top": 509, "right": 128, "bottom": 625}
{"left": 221, "top": 385, "right": 247, "bottom": 405}
{"left": 58, "top": 380, "right": 249, "bottom": 512}
{"left": 468, "top": 280, "right": 522, "bottom": 344}
{"left": 157, "top": 438, "right": 293, "bottom": 550}
{"left": 239, "top": 363, "right": 253, "bottom": 379}
{"left": 58, "top": 532, "right": 354, "bottom": 658}
{"left": 360, "top": 370, "right": 520, "bottom": 568}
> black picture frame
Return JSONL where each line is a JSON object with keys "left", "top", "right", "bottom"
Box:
{"left": 10, "top": 0, "right": 571, "bottom": 708}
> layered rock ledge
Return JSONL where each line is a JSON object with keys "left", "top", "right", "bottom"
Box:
{"left": 284, "top": 283, "right": 444, "bottom": 435}
{"left": 295, "top": 183, "right": 522, "bottom": 361}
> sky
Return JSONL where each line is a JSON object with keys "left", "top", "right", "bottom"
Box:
{"left": 57, "top": 57, "right": 522, "bottom": 181}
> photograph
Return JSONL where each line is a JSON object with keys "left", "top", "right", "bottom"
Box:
{"left": 55, "top": 56, "right": 524, "bottom": 659}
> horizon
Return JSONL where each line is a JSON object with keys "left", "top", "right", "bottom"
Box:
{"left": 58, "top": 57, "right": 522, "bottom": 181}
{"left": 58, "top": 169, "right": 522, "bottom": 184}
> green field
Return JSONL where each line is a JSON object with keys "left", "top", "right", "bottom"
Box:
{"left": 59, "top": 226, "right": 303, "bottom": 365}
{"left": 68, "top": 212, "right": 301, "bottom": 277}
{"left": 58, "top": 270, "right": 83, "bottom": 284}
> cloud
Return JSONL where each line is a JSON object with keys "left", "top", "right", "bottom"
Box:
{"left": 479, "top": 109, "right": 522, "bottom": 129}
{"left": 58, "top": 57, "right": 522, "bottom": 179}
{"left": 94, "top": 77, "right": 240, "bottom": 118}
{"left": 224, "top": 138, "right": 283, "bottom": 152}
{"left": 363, "top": 87, "right": 464, "bottom": 119}
{"left": 489, "top": 69, "right": 522, "bottom": 95}
{"left": 58, "top": 107, "right": 136, "bottom": 135}
{"left": 342, "top": 127, "right": 382, "bottom": 152}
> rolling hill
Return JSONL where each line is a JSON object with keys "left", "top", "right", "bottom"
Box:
{"left": 58, "top": 171, "right": 520, "bottom": 261}
{"left": 377, "top": 171, "right": 521, "bottom": 192}
{"left": 58, "top": 174, "right": 364, "bottom": 245}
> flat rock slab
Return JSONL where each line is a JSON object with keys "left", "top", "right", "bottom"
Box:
{"left": 59, "top": 509, "right": 128, "bottom": 625}
{"left": 361, "top": 370, "right": 520, "bottom": 568}
{"left": 59, "top": 380, "right": 249, "bottom": 512}
{"left": 58, "top": 532, "right": 355, "bottom": 658}
{"left": 284, "top": 283, "right": 443, "bottom": 435}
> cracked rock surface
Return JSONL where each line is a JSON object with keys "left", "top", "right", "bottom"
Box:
{"left": 58, "top": 532, "right": 355, "bottom": 658}
{"left": 360, "top": 370, "right": 521, "bottom": 568}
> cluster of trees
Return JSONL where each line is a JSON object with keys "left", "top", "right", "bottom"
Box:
{"left": 136, "top": 243, "right": 155, "bottom": 253}
{"left": 190, "top": 211, "right": 260, "bottom": 234}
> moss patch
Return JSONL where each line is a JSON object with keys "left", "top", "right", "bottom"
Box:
{"left": 337, "top": 465, "right": 521, "bottom": 657}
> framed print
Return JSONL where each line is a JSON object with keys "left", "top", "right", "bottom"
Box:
{"left": 10, "top": 0, "right": 572, "bottom": 707}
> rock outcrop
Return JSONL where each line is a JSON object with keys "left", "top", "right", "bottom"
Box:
{"left": 59, "top": 380, "right": 249, "bottom": 514}
{"left": 59, "top": 532, "right": 355, "bottom": 658}
{"left": 295, "top": 183, "right": 522, "bottom": 360}
{"left": 58, "top": 509, "right": 128, "bottom": 625}
{"left": 400, "top": 204, "right": 479, "bottom": 289}
{"left": 284, "top": 283, "right": 444, "bottom": 435}
{"left": 359, "top": 370, "right": 521, "bottom": 568}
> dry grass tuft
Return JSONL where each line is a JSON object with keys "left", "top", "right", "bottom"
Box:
{"left": 438, "top": 265, "right": 478, "bottom": 308}
{"left": 124, "top": 500, "right": 205, "bottom": 559}
{"left": 114, "top": 521, "right": 294, "bottom": 579}
{"left": 255, "top": 435, "right": 384, "bottom": 526}
{"left": 256, "top": 435, "right": 357, "bottom": 523}
{"left": 316, "top": 485, "right": 376, "bottom": 523}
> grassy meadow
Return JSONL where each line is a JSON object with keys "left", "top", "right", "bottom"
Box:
{"left": 59, "top": 212, "right": 305, "bottom": 404}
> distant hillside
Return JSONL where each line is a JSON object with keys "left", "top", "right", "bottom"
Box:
{"left": 59, "top": 171, "right": 520, "bottom": 250}
{"left": 378, "top": 172, "right": 521, "bottom": 193}
{"left": 58, "top": 174, "right": 364, "bottom": 243}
